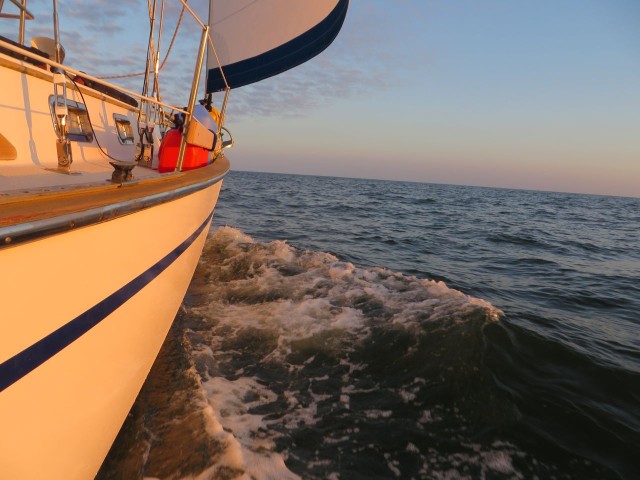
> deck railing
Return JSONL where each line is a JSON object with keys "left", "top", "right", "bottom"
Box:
{"left": 0, "top": 0, "right": 231, "bottom": 172}
{"left": 0, "top": 0, "right": 34, "bottom": 44}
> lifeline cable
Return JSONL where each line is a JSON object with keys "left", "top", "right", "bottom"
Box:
{"left": 65, "top": 72, "right": 138, "bottom": 164}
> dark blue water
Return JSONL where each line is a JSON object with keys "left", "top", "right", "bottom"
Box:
{"left": 205, "top": 170, "right": 639, "bottom": 479}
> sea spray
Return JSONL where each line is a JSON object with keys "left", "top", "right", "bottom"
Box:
{"left": 99, "top": 224, "right": 624, "bottom": 479}
{"left": 174, "top": 227, "right": 576, "bottom": 479}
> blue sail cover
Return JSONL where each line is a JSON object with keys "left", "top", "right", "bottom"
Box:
{"left": 206, "top": 0, "right": 349, "bottom": 92}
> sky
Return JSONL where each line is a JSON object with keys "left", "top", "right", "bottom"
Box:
{"left": 2, "top": 1, "right": 639, "bottom": 197}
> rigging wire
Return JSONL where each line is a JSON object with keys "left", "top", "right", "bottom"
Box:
{"left": 64, "top": 73, "right": 135, "bottom": 164}
{"left": 96, "top": 1, "right": 186, "bottom": 80}
{"left": 153, "top": 0, "right": 165, "bottom": 102}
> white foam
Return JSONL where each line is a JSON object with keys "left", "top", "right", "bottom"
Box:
{"left": 323, "top": 435, "right": 350, "bottom": 445}
{"left": 194, "top": 376, "right": 301, "bottom": 480}
{"left": 200, "top": 228, "right": 501, "bottom": 333}
{"left": 341, "top": 384, "right": 376, "bottom": 395}
{"left": 384, "top": 453, "right": 402, "bottom": 477}
{"left": 418, "top": 410, "right": 434, "bottom": 424}
{"left": 364, "top": 410, "right": 393, "bottom": 419}
{"left": 409, "top": 441, "right": 524, "bottom": 480}
{"left": 283, "top": 402, "right": 318, "bottom": 430}
{"left": 484, "top": 450, "right": 515, "bottom": 474}
{"left": 398, "top": 389, "right": 416, "bottom": 402}
{"left": 328, "top": 261, "right": 356, "bottom": 279}
{"left": 406, "top": 442, "right": 420, "bottom": 453}
{"left": 183, "top": 227, "right": 504, "bottom": 478}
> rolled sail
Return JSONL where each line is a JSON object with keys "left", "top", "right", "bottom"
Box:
{"left": 206, "top": 0, "right": 349, "bottom": 92}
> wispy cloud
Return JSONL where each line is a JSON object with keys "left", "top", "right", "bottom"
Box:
{"left": 226, "top": 1, "right": 406, "bottom": 120}
{"left": 62, "top": 0, "right": 135, "bottom": 32}
{"left": 227, "top": 55, "right": 391, "bottom": 120}
{"left": 1, "top": 1, "right": 416, "bottom": 117}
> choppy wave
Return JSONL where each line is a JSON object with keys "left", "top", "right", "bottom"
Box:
{"left": 99, "top": 173, "right": 639, "bottom": 479}
{"left": 183, "top": 227, "right": 507, "bottom": 479}
{"left": 100, "top": 227, "right": 617, "bottom": 480}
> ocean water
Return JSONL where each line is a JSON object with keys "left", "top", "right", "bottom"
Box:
{"left": 101, "top": 171, "right": 640, "bottom": 480}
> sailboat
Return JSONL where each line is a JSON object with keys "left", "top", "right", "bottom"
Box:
{"left": 0, "top": 1, "right": 349, "bottom": 478}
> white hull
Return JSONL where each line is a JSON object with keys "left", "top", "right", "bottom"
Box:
{"left": 0, "top": 180, "right": 224, "bottom": 479}
{"left": 0, "top": 29, "right": 229, "bottom": 480}
{"left": 1, "top": 0, "right": 349, "bottom": 476}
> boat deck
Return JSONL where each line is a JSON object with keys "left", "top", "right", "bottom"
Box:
{"left": 0, "top": 161, "right": 160, "bottom": 197}
{"left": 0, "top": 156, "right": 230, "bottom": 237}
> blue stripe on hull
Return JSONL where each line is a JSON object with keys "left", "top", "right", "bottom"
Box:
{"left": 0, "top": 210, "right": 214, "bottom": 393}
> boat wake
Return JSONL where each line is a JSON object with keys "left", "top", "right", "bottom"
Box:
{"left": 99, "top": 226, "right": 619, "bottom": 479}
{"left": 184, "top": 226, "right": 505, "bottom": 479}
